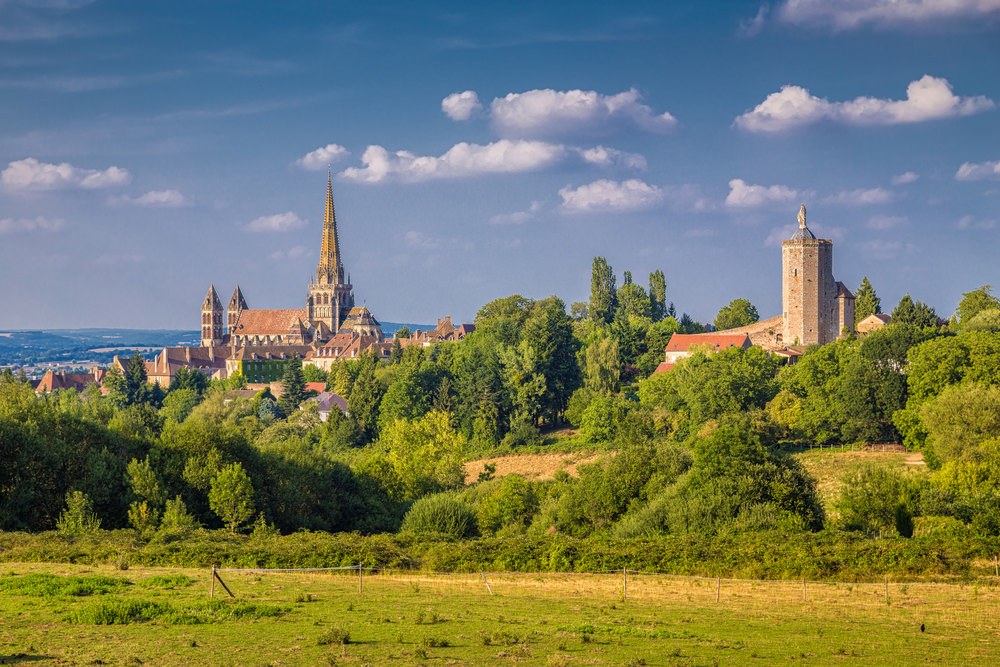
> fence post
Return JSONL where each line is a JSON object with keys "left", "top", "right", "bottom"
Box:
{"left": 994, "top": 555, "right": 998, "bottom": 577}
{"left": 716, "top": 577, "right": 721, "bottom": 603}
{"left": 358, "top": 564, "right": 363, "bottom": 595}
{"left": 802, "top": 577, "right": 806, "bottom": 602}
{"left": 211, "top": 565, "right": 216, "bottom": 598}
{"left": 884, "top": 577, "right": 889, "bottom": 604}
{"left": 622, "top": 567, "right": 627, "bottom": 603}
{"left": 480, "top": 571, "right": 493, "bottom": 596}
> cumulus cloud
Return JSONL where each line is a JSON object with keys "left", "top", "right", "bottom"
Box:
{"left": 892, "top": 171, "right": 919, "bottom": 185}
{"left": 270, "top": 246, "right": 309, "bottom": 261}
{"left": 0, "top": 215, "right": 65, "bottom": 234}
{"left": 577, "top": 146, "right": 647, "bottom": 170}
{"left": 490, "top": 201, "right": 543, "bottom": 225}
{"left": 725, "top": 178, "right": 804, "bottom": 208}
{"left": 824, "top": 187, "right": 893, "bottom": 206}
{"left": 441, "top": 90, "right": 482, "bottom": 120}
{"left": 295, "top": 143, "right": 349, "bottom": 171}
{"left": 1, "top": 157, "right": 130, "bottom": 190}
{"left": 956, "top": 159, "right": 1000, "bottom": 181}
{"left": 246, "top": 212, "right": 306, "bottom": 232}
{"left": 490, "top": 88, "right": 676, "bottom": 139}
{"left": 340, "top": 140, "right": 568, "bottom": 184}
{"left": 867, "top": 214, "right": 907, "bottom": 230}
{"left": 559, "top": 179, "right": 665, "bottom": 213}
{"left": 776, "top": 0, "right": 1000, "bottom": 30}
{"left": 110, "top": 189, "right": 187, "bottom": 207}
{"left": 739, "top": 5, "right": 769, "bottom": 37}
{"left": 735, "top": 75, "right": 994, "bottom": 133}
{"left": 957, "top": 214, "right": 997, "bottom": 230}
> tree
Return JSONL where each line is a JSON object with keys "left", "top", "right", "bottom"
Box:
{"left": 956, "top": 285, "right": 1000, "bottom": 328}
{"left": 584, "top": 334, "right": 620, "bottom": 395}
{"left": 348, "top": 351, "right": 384, "bottom": 440}
{"left": 208, "top": 462, "right": 255, "bottom": 533}
{"left": 379, "top": 411, "right": 467, "bottom": 500}
{"left": 475, "top": 295, "right": 533, "bottom": 346}
{"left": 279, "top": 356, "right": 307, "bottom": 415}
{"left": 521, "top": 296, "right": 581, "bottom": 423}
{"left": 106, "top": 353, "right": 151, "bottom": 408}
{"left": 569, "top": 302, "right": 589, "bottom": 321}
{"left": 616, "top": 280, "right": 651, "bottom": 320}
{"left": 714, "top": 298, "right": 759, "bottom": 331}
{"left": 836, "top": 466, "right": 914, "bottom": 537}
{"left": 171, "top": 367, "right": 209, "bottom": 395}
{"left": 854, "top": 276, "right": 881, "bottom": 324}
{"left": 649, "top": 270, "right": 667, "bottom": 322}
{"left": 589, "top": 257, "right": 617, "bottom": 324}
{"left": 395, "top": 326, "right": 411, "bottom": 339}
{"left": 891, "top": 294, "right": 938, "bottom": 328}
{"left": 56, "top": 490, "right": 102, "bottom": 536}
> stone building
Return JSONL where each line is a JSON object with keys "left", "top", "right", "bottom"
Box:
{"left": 781, "top": 204, "right": 855, "bottom": 346}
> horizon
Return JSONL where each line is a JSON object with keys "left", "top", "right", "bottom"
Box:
{"left": 1, "top": 1, "right": 998, "bottom": 329}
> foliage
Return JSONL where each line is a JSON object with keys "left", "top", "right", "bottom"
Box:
{"left": 713, "top": 298, "right": 759, "bottom": 331}
{"left": 955, "top": 285, "right": 1000, "bottom": 328}
{"left": 891, "top": 294, "right": 939, "bottom": 329}
{"left": 400, "top": 492, "right": 478, "bottom": 539}
{"left": 374, "top": 411, "right": 467, "bottom": 501}
{"left": 853, "top": 276, "right": 881, "bottom": 324}
{"left": 57, "top": 491, "right": 102, "bottom": 536}
{"left": 278, "top": 355, "right": 307, "bottom": 415}
{"left": 836, "top": 466, "right": 916, "bottom": 538}
{"left": 208, "top": 463, "right": 255, "bottom": 533}
{"left": 589, "top": 257, "right": 617, "bottom": 324}
{"left": 649, "top": 270, "right": 667, "bottom": 322}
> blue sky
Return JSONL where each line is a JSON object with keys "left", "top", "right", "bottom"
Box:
{"left": 1, "top": 0, "right": 998, "bottom": 329}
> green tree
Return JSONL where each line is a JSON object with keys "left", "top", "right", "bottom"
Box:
{"left": 301, "top": 364, "right": 327, "bottom": 383}
{"left": 854, "top": 276, "right": 881, "bottom": 324}
{"left": 649, "top": 269, "right": 667, "bottom": 322}
{"left": 956, "top": 285, "right": 1000, "bottom": 328}
{"left": 589, "top": 257, "right": 617, "bottom": 324}
{"left": 348, "top": 351, "right": 384, "bottom": 440}
{"left": 583, "top": 334, "right": 620, "bottom": 395}
{"left": 836, "top": 466, "right": 915, "bottom": 537}
{"left": 616, "top": 279, "right": 652, "bottom": 320}
{"left": 891, "top": 294, "right": 939, "bottom": 328}
{"left": 278, "top": 356, "right": 307, "bottom": 415}
{"left": 378, "top": 411, "right": 467, "bottom": 500}
{"left": 395, "top": 326, "right": 411, "bottom": 338}
{"left": 170, "top": 367, "right": 209, "bottom": 395}
{"left": 56, "top": 490, "right": 102, "bottom": 536}
{"left": 714, "top": 298, "right": 759, "bottom": 330}
{"left": 208, "top": 462, "right": 255, "bottom": 533}
{"left": 475, "top": 295, "right": 533, "bottom": 346}
{"left": 160, "top": 388, "right": 200, "bottom": 423}
{"left": 522, "top": 296, "right": 581, "bottom": 423}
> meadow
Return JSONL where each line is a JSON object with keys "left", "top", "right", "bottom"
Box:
{"left": 1, "top": 562, "right": 998, "bottom": 665}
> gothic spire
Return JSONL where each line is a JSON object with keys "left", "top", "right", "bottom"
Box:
{"left": 228, "top": 284, "right": 248, "bottom": 311}
{"left": 203, "top": 284, "right": 222, "bottom": 309}
{"left": 316, "top": 170, "right": 343, "bottom": 285}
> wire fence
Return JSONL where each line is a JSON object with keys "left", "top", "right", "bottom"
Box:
{"left": 209, "top": 565, "right": 1000, "bottom": 634}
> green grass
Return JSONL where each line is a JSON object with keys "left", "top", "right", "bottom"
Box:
{"left": 0, "top": 563, "right": 998, "bottom": 665}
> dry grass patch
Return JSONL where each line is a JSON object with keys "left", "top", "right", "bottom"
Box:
{"left": 464, "top": 450, "right": 606, "bottom": 483}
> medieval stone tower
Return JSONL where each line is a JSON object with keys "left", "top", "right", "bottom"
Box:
{"left": 200, "top": 285, "right": 224, "bottom": 347}
{"left": 227, "top": 285, "right": 247, "bottom": 333}
{"left": 307, "top": 171, "right": 354, "bottom": 332}
{"left": 781, "top": 205, "right": 854, "bottom": 346}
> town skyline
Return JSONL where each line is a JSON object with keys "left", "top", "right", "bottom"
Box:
{"left": 1, "top": 1, "right": 999, "bottom": 329}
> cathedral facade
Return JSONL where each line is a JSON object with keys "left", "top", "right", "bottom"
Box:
{"left": 200, "top": 173, "right": 380, "bottom": 349}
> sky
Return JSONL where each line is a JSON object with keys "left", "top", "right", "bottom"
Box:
{"left": 1, "top": 0, "right": 998, "bottom": 329}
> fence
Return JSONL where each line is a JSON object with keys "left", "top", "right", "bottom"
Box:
{"left": 209, "top": 565, "right": 1000, "bottom": 634}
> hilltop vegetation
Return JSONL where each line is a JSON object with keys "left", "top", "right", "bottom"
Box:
{"left": 2, "top": 277, "right": 1000, "bottom": 576}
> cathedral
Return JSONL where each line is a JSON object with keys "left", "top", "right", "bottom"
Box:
{"left": 199, "top": 173, "right": 382, "bottom": 349}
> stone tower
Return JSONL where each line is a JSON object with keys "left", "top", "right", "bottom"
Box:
{"left": 307, "top": 172, "right": 354, "bottom": 332}
{"left": 201, "top": 285, "right": 224, "bottom": 347}
{"left": 227, "top": 285, "right": 248, "bottom": 333}
{"left": 782, "top": 204, "right": 854, "bottom": 346}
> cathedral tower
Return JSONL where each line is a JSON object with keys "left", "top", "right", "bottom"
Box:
{"left": 227, "top": 285, "right": 247, "bottom": 333}
{"left": 308, "top": 172, "right": 354, "bottom": 332}
{"left": 201, "top": 285, "right": 224, "bottom": 347}
{"left": 782, "top": 204, "right": 854, "bottom": 346}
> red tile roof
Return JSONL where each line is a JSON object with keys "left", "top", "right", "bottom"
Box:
{"left": 664, "top": 333, "right": 752, "bottom": 353}
{"left": 231, "top": 309, "right": 309, "bottom": 336}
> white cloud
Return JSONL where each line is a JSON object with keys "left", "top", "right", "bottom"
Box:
{"left": 957, "top": 214, "right": 997, "bottom": 230}
{"left": 559, "top": 179, "right": 664, "bottom": 213}
{"left": 490, "top": 201, "right": 543, "bottom": 225}
{"left": 110, "top": 189, "right": 187, "bottom": 207}
{"left": 956, "top": 159, "right": 1000, "bottom": 181}
{"left": 0, "top": 215, "right": 64, "bottom": 234}
{"left": 490, "top": 88, "right": 676, "bottom": 139}
{"left": 403, "top": 230, "right": 441, "bottom": 249}
{"left": 725, "top": 178, "right": 803, "bottom": 208}
{"left": 1, "top": 157, "right": 130, "bottom": 190}
{"left": 867, "top": 214, "right": 907, "bottom": 230}
{"left": 739, "top": 5, "right": 769, "bottom": 36}
{"left": 295, "top": 143, "right": 349, "bottom": 171}
{"left": 735, "top": 75, "right": 994, "bottom": 133}
{"left": 777, "top": 0, "right": 1000, "bottom": 30}
{"left": 824, "top": 187, "right": 893, "bottom": 206}
{"left": 270, "top": 246, "right": 309, "bottom": 261}
{"left": 340, "top": 140, "right": 568, "bottom": 184}
{"left": 577, "top": 145, "right": 647, "bottom": 170}
{"left": 892, "top": 171, "right": 919, "bottom": 185}
{"left": 246, "top": 212, "right": 306, "bottom": 232}
{"left": 441, "top": 90, "right": 482, "bottom": 121}
{"left": 857, "top": 239, "right": 904, "bottom": 260}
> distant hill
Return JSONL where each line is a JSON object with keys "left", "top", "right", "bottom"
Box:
{"left": 0, "top": 322, "right": 432, "bottom": 366}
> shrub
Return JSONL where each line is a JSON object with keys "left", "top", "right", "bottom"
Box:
{"left": 401, "top": 494, "right": 478, "bottom": 539}
{"left": 57, "top": 491, "right": 102, "bottom": 536}
{"left": 317, "top": 626, "right": 350, "bottom": 645}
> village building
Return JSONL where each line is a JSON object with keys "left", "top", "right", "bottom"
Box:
{"left": 857, "top": 312, "right": 891, "bottom": 334}
{"left": 34, "top": 367, "right": 105, "bottom": 393}
{"left": 654, "top": 333, "right": 752, "bottom": 373}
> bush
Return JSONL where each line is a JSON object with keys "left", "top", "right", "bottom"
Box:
{"left": 317, "top": 626, "right": 351, "bottom": 645}
{"left": 56, "top": 491, "right": 102, "bottom": 536}
{"left": 401, "top": 494, "right": 478, "bottom": 539}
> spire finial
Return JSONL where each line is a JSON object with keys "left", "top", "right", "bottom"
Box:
{"left": 797, "top": 203, "right": 807, "bottom": 229}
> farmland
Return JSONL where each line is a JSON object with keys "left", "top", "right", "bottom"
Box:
{"left": 1, "top": 563, "right": 998, "bottom": 665}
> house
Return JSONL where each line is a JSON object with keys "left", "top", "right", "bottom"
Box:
{"left": 654, "top": 333, "right": 753, "bottom": 373}
{"left": 856, "top": 313, "right": 891, "bottom": 334}
{"left": 34, "top": 367, "right": 105, "bottom": 393}
{"left": 311, "top": 391, "right": 349, "bottom": 422}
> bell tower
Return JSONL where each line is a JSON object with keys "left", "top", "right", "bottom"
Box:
{"left": 227, "top": 285, "right": 248, "bottom": 333}
{"left": 201, "top": 285, "right": 224, "bottom": 347}
{"left": 308, "top": 171, "right": 354, "bottom": 333}
{"left": 782, "top": 204, "right": 837, "bottom": 346}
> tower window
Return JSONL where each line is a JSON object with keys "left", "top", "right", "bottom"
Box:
{"left": 793, "top": 269, "right": 798, "bottom": 277}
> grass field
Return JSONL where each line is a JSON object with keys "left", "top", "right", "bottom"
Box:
{"left": 2, "top": 563, "right": 998, "bottom": 665}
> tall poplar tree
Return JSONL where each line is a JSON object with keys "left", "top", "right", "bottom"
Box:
{"left": 854, "top": 276, "right": 881, "bottom": 324}
{"left": 589, "top": 257, "right": 617, "bottom": 324}
{"left": 649, "top": 270, "right": 667, "bottom": 322}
